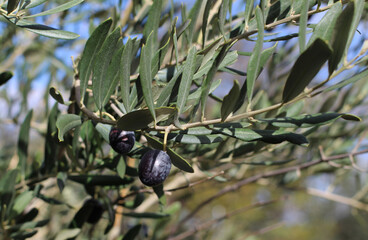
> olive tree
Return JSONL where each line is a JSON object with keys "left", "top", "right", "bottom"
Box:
{"left": 1, "top": 0, "right": 368, "bottom": 239}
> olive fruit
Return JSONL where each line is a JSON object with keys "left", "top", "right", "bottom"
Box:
{"left": 138, "top": 149, "right": 172, "bottom": 187}
{"left": 109, "top": 127, "right": 135, "bottom": 154}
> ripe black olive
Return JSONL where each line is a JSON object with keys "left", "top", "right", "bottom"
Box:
{"left": 138, "top": 149, "right": 172, "bottom": 187}
{"left": 109, "top": 127, "right": 135, "bottom": 154}
{"left": 84, "top": 198, "right": 104, "bottom": 224}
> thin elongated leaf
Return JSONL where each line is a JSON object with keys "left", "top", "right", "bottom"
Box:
{"left": 221, "top": 80, "right": 240, "bottom": 121}
{"left": 202, "top": 0, "right": 214, "bottom": 48}
{"left": 124, "top": 212, "right": 169, "bottom": 219}
{"left": 156, "top": 66, "right": 184, "bottom": 107}
{"left": 7, "top": 0, "right": 20, "bottom": 14}
{"left": 247, "top": 7, "right": 264, "bottom": 104}
{"left": 41, "top": 103, "right": 59, "bottom": 174}
{"left": 153, "top": 184, "right": 166, "bottom": 206}
{"left": 323, "top": 68, "right": 368, "bottom": 92}
{"left": 123, "top": 224, "right": 142, "bottom": 240}
{"left": 0, "top": 71, "right": 13, "bottom": 86}
{"left": 18, "top": 110, "right": 33, "bottom": 177}
{"left": 9, "top": 191, "right": 33, "bottom": 220}
{"left": 56, "top": 114, "right": 82, "bottom": 142}
{"left": 345, "top": 0, "right": 364, "bottom": 59}
{"left": 259, "top": 112, "right": 360, "bottom": 128}
{"left": 95, "top": 123, "right": 111, "bottom": 143}
{"left": 0, "top": 169, "right": 19, "bottom": 207}
{"left": 79, "top": 19, "right": 113, "bottom": 102}
{"left": 117, "top": 107, "right": 177, "bottom": 131}
{"left": 214, "top": 128, "right": 309, "bottom": 145}
{"left": 120, "top": 38, "right": 133, "bottom": 112}
{"left": 143, "top": 0, "right": 162, "bottom": 46}
{"left": 92, "top": 27, "right": 121, "bottom": 111}
{"left": 24, "top": 0, "right": 84, "bottom": 18}
{"left": 103, "top": 45, "right": 124, "bottom": 107}
{"left": 201, "top": 43, "right": 232, "bottom": 119}
{"left": 55, "top": 229, "right": 81, "bottom": 240}
{"left": 282, "top": 38, "right": 332, "bottom": 102}
{"left": 68, "top": 175, "right": 134, "bottom": 186}
{"left": 24, "top": 0, "right": 48, "bottom": 9}
{"left": 177, "top": 47, "right": 197, "bottom": 114}
{"left": 244, "top": 0, "right": 254, "bottom": 30}
{"left": 186, "top": 0, "right": 203, "bottom": 44}
{"left": 298, "top": 0, "right": 309, "bottom": 53}
{"left": 49, "top": 87, "right": 64, "bottom": 104}
{"left": 150, "top": 131, "right": 225, "bottom": 144}
{"left": 4, "top": 16, "right": 79, "bottom": 39}
{"left": 219, "top": 0, "right": 229, "bottom": 36}
{"left": 308, "top": 2, "right": 342, "bottom": 46}
{"left": 145, "top": 135, "right": 194, "bottom": 173}
{"left": 139, "top": 34, "right": 156, "bottom": 120}
{"left": 117, "top": 157, "right": 126, "bottom": 179}
{"left": 328, "top": 2, "right": 355, "bottom": 75}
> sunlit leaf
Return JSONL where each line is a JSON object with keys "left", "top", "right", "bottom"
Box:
{"left": 79, "top": 18, "right": 113, "bottom": 102}
{"left": 56, "top": 114, "right": 82, "bottom": 142}
{"left": 24, "top": 0, "right": 84, "bottom": 18}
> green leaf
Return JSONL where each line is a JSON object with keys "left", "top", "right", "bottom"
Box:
{"left": 177, "top": 47, "right": 197, "bottom": 114}
{"left": 117, "top": 107, "right": 177, "bottom": 131}
{"left": 139, "top": 33, "right": 156, "bottom": 120}
{"left": 145, "top": 135, "right": 194, "bottom": 173}
{"left": 103, "top": 45, "right": 124, "bottom": 107}
{"left": 24, "top": 0, "right": 48, "bottom": 9}
{"left": 244, "top": 0, "right": 255, "bottom": 30}
{"left": 308, "top": 1, "right": 342, "bottom": 46}
{"left": 143, "top": 0, "right": 162, "bottom": 46}
{"left": 79, "top": 19, "right": 113, "bottom": 102}
{"left": 41, "top": 103, "right": 59, "bottom": 174}
{"left": 0, "top": 169, "right": 19, "bottom": 207}
{"left": 247, "top": 7, "right": 264, "bottom": 104}
{"left": 153, "top": 184, "right": 166, "bottom": 206}
{"left": 185, "top": 0, "right": 203, "bottom": 44}
{"left": 24, "top": 0, "right": 84, "bottom": 18}
{"left": 120, "top": 38, "right": 134, "bottom": 112}
{"left": 4, "top": 16, "right": 79, "bottom": 39}
{"left": 17, "top": 110, "right": 33, "bottom": 177}
{"left": 218, "top": 0, "right": 229, "bottom": 37}
{"left": 221, "top": 79, "right": 240, "bottom": 121}
{"left": 345, "top": 0, "right": 364, "bottom": 58}
{"left": 123, "top": 224, "right": 142, "bottom": 240}
{"left": 282, "top": 38, "right": 332, "bottom": 102}
{"left": 0, "top": 71, "right": 13, "bottom": 86}
{"left": 259, "top": 112, "right": 360, "bottom": 128}
{"left": 117, "top": 157, "right": 126, "bottom": 179}
{"left": 92, "top": 27, "right": 121, "bottom": 111}
{"left": 156, "top": 66, "right": 184, "bottom": 107}
{"left": 298, "top": 0, "right": 309, "bottom": 53}
{"left": 150, "top": 131, "right": 225, "bottom": 144}
{"left": 56, "top": 114, "right": 82, "bottom": 142}
{"left": 9, "top": 191, "right": 33, "bottom": 220}
{"left": 123, "top": 212, "right": 169, "bottom": 219}
{"left": 49, "top": 87, "right": 64, "bottom": 104}
{"left": 323, "top": 68, "right": 368, "bottom": 92}
{"left": 7, "top": 0, "right": 20, "bottom": 14}
{"left": 328, "top": 2, "right": 355, "bottom": 75}
{"left": 95, "top": 123, "right": 111, "bottom": 143}
{"left": 68, "top": 175, "right": 134, "bottom": 186}
{"left": 201, "top": 43, "right": 231, "bottom": 119}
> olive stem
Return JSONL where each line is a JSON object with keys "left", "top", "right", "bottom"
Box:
{"left": 163, "top": 125, "right": 173, "bottom": 152}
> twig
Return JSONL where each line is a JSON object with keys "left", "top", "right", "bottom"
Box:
{"left": 306, "top": 188, "right": 368, "bottom": 212}
{"left": 168, "top": 199, "right": 280, "bottom": 240}
{"left": 241, "top": 222, "right": 285, "bottom": 239}
{"left": 174, "top": 148, "right": 368, "bottom": 230}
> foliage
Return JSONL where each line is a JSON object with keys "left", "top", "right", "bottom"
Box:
{"left": 1, "top": 0, "right": 368, "bottom": 239}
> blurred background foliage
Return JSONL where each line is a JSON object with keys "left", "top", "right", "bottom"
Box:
{"left": 1, "top": 0, "right": 368, "bottom": 239}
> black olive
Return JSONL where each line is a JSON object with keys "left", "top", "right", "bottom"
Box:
{"left": 138, "top": 149, "right": 172, "bottom": 187}
{"left": 109, "top": 127, "right": 135, "bottom": 154}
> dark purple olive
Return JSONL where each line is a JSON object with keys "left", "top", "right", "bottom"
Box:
{"left": 138, "top": 149, "right": 172, "bottom": 187}
{"left": 109, "top": 127, "right": 135, "bottom": 154}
